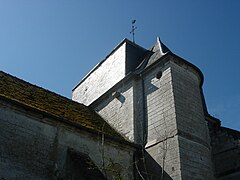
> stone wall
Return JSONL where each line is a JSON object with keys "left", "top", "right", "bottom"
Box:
{"left": 0, "top": 99, "right": 135, "bottom": 179}
{"left": 142, "top": 61, "right": 176, "bottom": 143}
{"left": 210, "top": 125, "right": 240, "bottom": 179}
{"left": 141, "top": 59, "right": 182, "bottom": 179}
{"left": 170, "top": 59, "right": 214, "bottom": 179}
{"left": 91, "top": 56, "right": 216, "bottom": 179}
{"left": 72, "top": 42, "right": 126, "bottom": 105}
{"left": 93, "top": 79, "right": 135, "bottom": 142}
{"left": 92, "top": 58, "right": 183, "bottom": 178}
{"left": 141, "top": 58, "right": 214, "bottom": 179}
{"left": 72, "top": 40, "right": 147, "bottom": 106}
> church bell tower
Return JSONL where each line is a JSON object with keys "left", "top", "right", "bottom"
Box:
{"left": 72, "top": 38, "right": 214, "bottom": 179}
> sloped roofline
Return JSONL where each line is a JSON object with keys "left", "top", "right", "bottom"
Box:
{"left": 90, "top": 51, "right": 205, "bottom": 108}
{"left": 72, "top": 38, "right": 146, "bottom": 91}
{"left": 170, "top": 52, "right": 204, "bottom": 86}
{"left": 0, "top": 94, "right": 136, "bottom": 146}
{"left": 137, "top": 37, "right": 204, "bottom": 87}
{"left": 88, "top": 37, "right": 205, "bottom": 108}
{"left": 0, "top": 71, "right": 130, "bottom": 143}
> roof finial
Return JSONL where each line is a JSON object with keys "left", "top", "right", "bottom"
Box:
{"left": 130, "top": 20, "right": 137, "bottom": 43}
{"left": 157, "top": 37, "right": 165, "bottom": 56}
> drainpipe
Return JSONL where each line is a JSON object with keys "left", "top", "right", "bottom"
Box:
{"left": 139, "top": 73, "right": 147, "bottom": 146}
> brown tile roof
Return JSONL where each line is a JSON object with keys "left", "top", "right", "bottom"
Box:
{"left": 0, "top": 71, "right": 124, "bottom": 140}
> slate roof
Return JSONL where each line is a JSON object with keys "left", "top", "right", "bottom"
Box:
{"left": 146, "top": 37, "right": 171, "bottom": 67}
{"left": 134, "top": 37, "right": 204, "bottom": 86}
{"left": 134, "top": 37, "right": 171, "bottom": 73}
{"left": 0, "top": 71, "right": 124, "bottom": 140}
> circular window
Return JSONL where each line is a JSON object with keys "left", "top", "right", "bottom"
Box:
{"left": 156, "top": 71, "right": 162, "bottom": 79}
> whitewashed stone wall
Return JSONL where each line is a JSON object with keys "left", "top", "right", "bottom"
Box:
{"left": 92, "top": 59, "right": 183, "bottom": 178}
{"left": 72, "top": 42, "right": 126, "bottom": 105}
{"left": 145, "top": 136, "right": 182, "bottom": 179}
{"left": 170, "top": 60, "right": 214, "bottom": 179}
{"left": 143, "top": 62, "right": 176, "bottom": 143}
{"left": 92, "top": 80, "right": 135, "bottom": 142}
{"left": 171, "top": 62, "right": 209, "bottom": 142}
{"left": 140, "top": 60, "right": 182, "bottom": 179}
{"left": 0, "top": 100, "right": 135, "bottom": 179}
{"left": 92, "top": 56, "right": 214, "bottom": 179}
{"left": 141, "top": 59, "right": 214, "bottom": 179}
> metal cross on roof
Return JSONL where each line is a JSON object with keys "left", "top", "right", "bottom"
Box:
{"left": 130, "top": 20, "right": 137, "bottom": 43}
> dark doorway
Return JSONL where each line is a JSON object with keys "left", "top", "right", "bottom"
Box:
{"left": 66, "top": 148, "right": 106, "bottom": 180}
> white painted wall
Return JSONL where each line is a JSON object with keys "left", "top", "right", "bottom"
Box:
{"left": 93, "top": 81, "right": 135, "bottom": 142}
{"left": 72, "top": 42, "right": 126, "bottom": 105}
{"left": 92, "top": 56, "right": 214, "bottom": 179}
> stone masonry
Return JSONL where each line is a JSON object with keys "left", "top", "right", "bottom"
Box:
{"left": 73, "top": 38, "right": 219, "bottom": 179}
{"left": 1, "top": 37, "right": 238, "bottom": 179}
{"left": 0, "top": 86, "right": 135, "bottom": 179}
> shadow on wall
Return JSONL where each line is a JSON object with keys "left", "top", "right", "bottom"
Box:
{"left": 135, "top": 150, "right": 172, "bottom": 180}
{"left": 92, "top": 90, "right": 126, "bottom": 112}
{"left": 65, "top": 148, "right": 106, "bottom": 180}
{"left": 113, "top": 91, "right": 126, "bottom": 104}
{"left": 133, "top": 77, "right": 159, "bottom": 145}
{"left": 144, "top": 81, "right": 159, "bottom": 142}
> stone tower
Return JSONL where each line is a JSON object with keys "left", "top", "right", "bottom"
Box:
{"left": 72, "top": 38, "right": 214, "bottom": 179}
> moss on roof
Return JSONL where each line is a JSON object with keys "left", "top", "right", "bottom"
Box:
{"left": 0, "top": 71, "right": 124, "bottom": 140}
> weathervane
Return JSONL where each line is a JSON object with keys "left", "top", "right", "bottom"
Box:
{"left": 130, "top": 20, "right": 137, "bottom": 43}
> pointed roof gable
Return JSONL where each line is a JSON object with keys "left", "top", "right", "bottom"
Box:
{"left": 0, "top": 71, "right": 125, "bottom": 140}
{"left": 144, "top": 37, "right": 204, "bottom": 86}
{"left": 133, "top": 37, "right": 204, "bottom": 87}
{"left": 146, "top": 37, "right": 171, "bottom": 67}
{"left": 134, "top": 37, "right": 171, "bottom": 72}
{"left": 152, "top": 37, "right": 171, "bottom": 54}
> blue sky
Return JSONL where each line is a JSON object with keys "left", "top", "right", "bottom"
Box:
{"left": 0, "top": 0, "right": 239, "bottom": 131}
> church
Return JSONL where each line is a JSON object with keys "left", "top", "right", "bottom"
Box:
{"left": 0, "top": 38, "right": 239, "bottom": 179}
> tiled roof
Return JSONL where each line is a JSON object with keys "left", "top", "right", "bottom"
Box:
{"left": 0, "top": 71, "right": 124, "bottom": 140}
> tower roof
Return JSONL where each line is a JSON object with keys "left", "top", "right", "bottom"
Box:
{"left": 134, "top": 37, "right": 171, "bottom": 72}
{"left": 145, "top": 37, "right": 171, "bottom": 68}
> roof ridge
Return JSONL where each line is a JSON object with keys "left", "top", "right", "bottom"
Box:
{"left": 0, "top": 70, "right": 71, "bottom": 102}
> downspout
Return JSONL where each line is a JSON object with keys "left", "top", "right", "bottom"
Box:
{"left": 139, "top": 72, "right": 149, "bottom": 180}
{"left": 139, "top": 73, "right": 147, "bottom": 146}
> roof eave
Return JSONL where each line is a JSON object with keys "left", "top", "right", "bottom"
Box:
{"left": 0, "top": 94, "right": 136, "bottom": 146}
